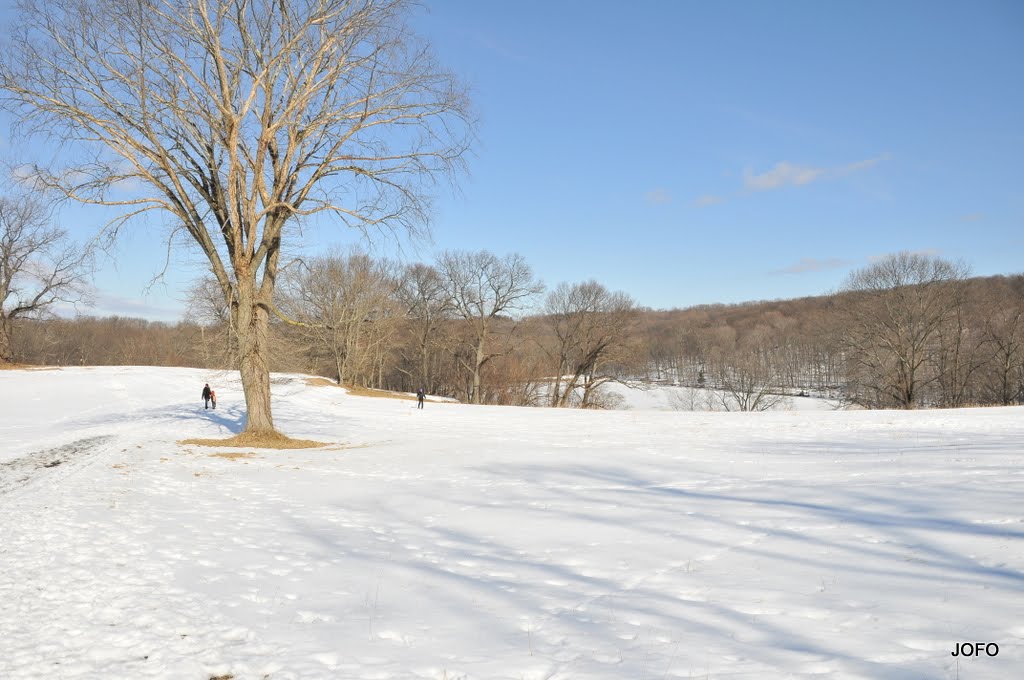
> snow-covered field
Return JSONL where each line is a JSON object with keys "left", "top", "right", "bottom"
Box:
{"left": 1, "top": 366, "right": 1022, "bottom": 680}
{"left": 602, "top": 381, "right": 841, "bottom": 412}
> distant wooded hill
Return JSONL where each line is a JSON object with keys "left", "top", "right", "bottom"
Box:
{"left": 9, "top": 264, "right": 1023, "bottom": 410}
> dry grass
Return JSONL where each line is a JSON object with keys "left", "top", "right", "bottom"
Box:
{"left": 0, "top": 362, "right": 58, "bottom": 371}
{"left": 305, "top": 377, "right": 417, "bottom": 401}
{"left": 210, "top": 452, "right": 257, "bottom": 460}
{"left": 179, "top": 431, "right": 327, "bottom": 450}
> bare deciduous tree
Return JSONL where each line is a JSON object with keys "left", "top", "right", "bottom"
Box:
{"left": 1, "top": 0, "right": 471, "bottom": 435}
{"left": 184, "top": 276, "right": 238, "bottom": 368}
{"left": 840, "top": 251, "right": 969, "bottom": 408}
{"left": 278, "top": 249, "right": 398, "bottom": 386}
{"left": 933, "top": 291, "right": 989, "bottom": 407}
{"left": 0, "top": 193, "right": 91, "bottom": 363}
{"left": 543, "top": 280, "right": 637, "bottom": 408}
{"left": 438, "top": 250, "right": 543, "bottom": 404}
{"left": 980, "top": 281, "right": 1024, "bottom": 405}
{"left": 712, "top": 353, "right": 787, "bottom": 412}
{"left": 699, "top": 323, "right": 786, "bottom": 412}
{"left": 394, "top": 262, "right": 451, "bottom": 392}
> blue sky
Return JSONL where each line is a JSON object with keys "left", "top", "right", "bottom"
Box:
{"left": 2, "top": 0, "right": 1023, "bottom": 320}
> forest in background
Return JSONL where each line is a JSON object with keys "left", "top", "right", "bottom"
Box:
{"left": 7, "top": 249, "right": 1023, "bottom": 412}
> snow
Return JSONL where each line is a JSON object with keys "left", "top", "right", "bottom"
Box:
{"left": 1, "top": 366, "right": 1022, "bottom": 679}
{"left": 603, "top": 381, "right": 842, "bottom": 412}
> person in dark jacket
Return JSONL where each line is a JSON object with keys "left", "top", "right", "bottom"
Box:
{"left": 416, "top": 387, "right": 425, "bottom": 409}
{"left": 202, "top": 383, "right": 212, "bottom": 410}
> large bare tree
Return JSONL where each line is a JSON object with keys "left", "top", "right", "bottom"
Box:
{"left": 0, "top": 193, "right": 91, "bottom": 363}
{"left": 438, "top": 250, "right": 543, "bottom": 404}
{"left": 840, "top": 252, "right": 968, "bottom": 408}
{"left": 980, "top": 280, "right": 1024, "bottom": 405}
{"left": 543, "top": 280, "right": 637, "bottom": 408}
{"left": 0, "top": 0, "right": 471, "bottom": 435}
{"left": 394, "top": 261, "right": 451, "bottom": 392}
{"left": 712, "top": 351, "right": 787, "bottom": 412}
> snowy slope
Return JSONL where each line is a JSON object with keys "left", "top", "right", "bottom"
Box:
{"left": 603, "top": 381, "right": 841, "bottom": 412}
{"left": 1, "top": 366, "right": 1022, "bottom": 680}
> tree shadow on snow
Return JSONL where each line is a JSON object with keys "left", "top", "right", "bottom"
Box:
{"left": 277, "top": 480, "right": 973, "bottom": 679}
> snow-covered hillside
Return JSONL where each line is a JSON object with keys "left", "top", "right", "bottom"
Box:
{"left": 1, "top": 366, "right": 1022, "bottom": 679}
{"left": 603, "top": 381, "right": 841, "bottom": 412}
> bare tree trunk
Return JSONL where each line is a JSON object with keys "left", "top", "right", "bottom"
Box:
{"left": 550, "top": 368, "right": 563, "bottom": 408}
{"left": 420, "top": 339, "right": 430, "bottom": 391}
{"left": 473, "top": 339, "right": 485, "bottom": 404}
{"left": 556, "top": 371, "right": 582, "bottom": 408}
{"left": 0, "top": 317, "right": 14, "bottom": 363}
{"left": 234, "top": 284, "right": 274, "bottom": 435}
{"left": 580, "top": 375, "right": 594, "bottom": 408}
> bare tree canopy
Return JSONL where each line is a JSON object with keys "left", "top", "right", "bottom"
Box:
{"left": 0, "top": 193, "right": 91, "bottom": 363}
{"left": 544, "top": 280, "right": 637, "bottom": 408}
{"left": 840, "top": 251, "right": 970, "bottom": 408}
{"left": 438, "top": 250, "right": 543, "bottom": 404}
{"left": 278, "top": 248, "right": 399, "bottom": 386}
{"left": 394, "top": 261, "right": 452, "bottom": 391}
{"left": 0, "top": 0, "right": 473, "bottom": 434}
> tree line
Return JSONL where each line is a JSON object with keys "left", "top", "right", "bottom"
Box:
{"left": 7, "top": 246, "right": 1023, "bottom": 411}
{"left": 643, "top": 254, "right": 1024, "bottom": 409}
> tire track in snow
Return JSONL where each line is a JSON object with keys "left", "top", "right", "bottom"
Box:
{"left": 0, "top": 435, "right": 113, "bottom": 496}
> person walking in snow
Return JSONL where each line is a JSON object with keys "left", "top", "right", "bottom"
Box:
{"left": 210, "top": 389, "right": 217, "bottom": 410}
{"left": 202, "top": 383, "right": 212, "bottom": 410}
{"left": 416, "top": 387, "right": 425, "bottom": 409}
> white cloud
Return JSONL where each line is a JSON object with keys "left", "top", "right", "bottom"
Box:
{"left": 692, "top": 194, "right": 724, "bottom": 207}
{"left": 744, "top": 162, "right": 826, "bottom": 191}
{"left": 645, "top": 188, "right": 672, "bottom": 204}
{"left": 834, "top": 153, "right": 892, "bottom": 177}
{"left": 743, "top": 153, "right": 891, "bottom": 192}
